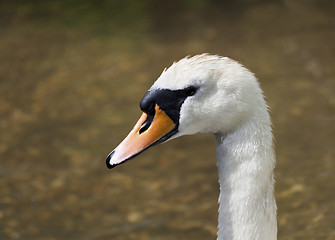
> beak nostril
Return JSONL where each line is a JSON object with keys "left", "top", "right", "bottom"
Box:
{"left": 139, "top": 122, "right": 149, "bottom": 134}
{"left": 139, "top": 114, "right": 154, "bottom": 134}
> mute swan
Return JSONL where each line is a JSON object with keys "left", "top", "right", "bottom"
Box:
{"left": 106, "top": 54, "right": 277, "bottom": 240}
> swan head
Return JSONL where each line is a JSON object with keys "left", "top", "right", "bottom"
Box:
{"left": 106, "top": 54, "right": 264, "bottom": 168}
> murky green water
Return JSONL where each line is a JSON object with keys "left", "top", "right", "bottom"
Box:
{"left": 1, "top": 1, "right": 334, "bottom": 239}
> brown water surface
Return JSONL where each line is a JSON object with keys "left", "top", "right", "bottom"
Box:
{"left": 0, "top": 1, "right": 334, "bottom": 239}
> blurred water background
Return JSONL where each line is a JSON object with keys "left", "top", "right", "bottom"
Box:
{"left": 0, "top": 0, "right": 334, "bottom": 239}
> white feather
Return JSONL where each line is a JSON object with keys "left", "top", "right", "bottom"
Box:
{"left": 151, "top": 54, "right": 277, "bottom": 240}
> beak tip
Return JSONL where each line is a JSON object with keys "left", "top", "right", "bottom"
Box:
{"left": 106, "top": 151, "right": 116, "bottom": 169}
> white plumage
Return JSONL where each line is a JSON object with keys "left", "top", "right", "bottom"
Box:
{"left": 152, "top": 54, "right": 277, "bottom": 240}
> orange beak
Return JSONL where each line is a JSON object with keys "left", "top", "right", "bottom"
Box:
{"left": 106, "top": 104, "right": 176, "bottom": 168}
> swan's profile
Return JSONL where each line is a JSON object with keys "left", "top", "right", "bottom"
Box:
{"left": 106, "top": 54, "right": 277, "bottom": 240}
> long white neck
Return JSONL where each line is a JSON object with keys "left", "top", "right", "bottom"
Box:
{"left": 215, "top": 107, "right": 277, "bottom": 240}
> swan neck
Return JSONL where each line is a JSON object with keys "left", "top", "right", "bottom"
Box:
{"left": 215, "top": 117, "right": 277, "bottom": 240}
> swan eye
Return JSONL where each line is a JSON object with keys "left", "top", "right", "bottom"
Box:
{"left": 185, "top": 86, "right": 197, "bottom": 96}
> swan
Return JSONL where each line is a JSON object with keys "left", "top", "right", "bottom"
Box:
{"left": 106, "top": 54, "right": 277, "bottom": 240}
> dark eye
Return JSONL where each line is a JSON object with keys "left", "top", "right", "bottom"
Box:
{"left": 185, "top": 86, "right": 197, "bottom": 96}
